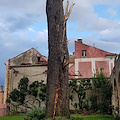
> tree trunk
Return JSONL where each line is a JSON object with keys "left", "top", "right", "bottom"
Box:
{"left": 46, "top": 0, "right": 70, "bottom": 118}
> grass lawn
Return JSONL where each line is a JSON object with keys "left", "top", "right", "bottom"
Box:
{"left": 0, "top": 115, "right": 115, "bottom": 120}
{"left": 0, "top": 116, "right": 24, "bottom": 120}
{"left": 72, "top": 115, "right": 114, "bottom": 120}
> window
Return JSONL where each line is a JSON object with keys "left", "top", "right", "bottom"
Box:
{"left": 82, "top": 50, "right": 86, "bottom": 57}
{"left": 37, "top": 57, "right": 41, "bottom": 62}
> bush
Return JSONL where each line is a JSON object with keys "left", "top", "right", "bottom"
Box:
{"left": 25, "top": 108, "right": 45, "bottom": 120}
{"left": 70, "top": 116, "right": 83, "bottom": 120}
{"left": 91, "top": 69, "right": 112, "bottom": 114}
{"left": 114, "top": 116, "right": 120, "bottom": 120}
{"left": 45, "top": 117, "right": 68, "bottom": 120}
{"left": 45, "top": 116, "right": 83, "bottom": 120}
{"left": 90, "top": 95, "right": 98, "bottom": 112}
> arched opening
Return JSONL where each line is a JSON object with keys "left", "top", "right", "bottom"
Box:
{"left": 114, "top": 79, "right": 118, "bottom": 107}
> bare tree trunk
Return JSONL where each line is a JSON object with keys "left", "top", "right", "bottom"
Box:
{"left": 46, "top": 0, "right": 70, "bottom": 118}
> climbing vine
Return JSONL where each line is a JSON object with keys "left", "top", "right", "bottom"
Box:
{"left": 6, "top": 77, "right": 46, "bottom": 113}
{"left": 69, "top": 68, "right": 112, "bottom": 115}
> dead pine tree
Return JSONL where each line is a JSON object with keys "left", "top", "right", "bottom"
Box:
{"left": 46, "top": 0, "right": 75, "bottom": 119}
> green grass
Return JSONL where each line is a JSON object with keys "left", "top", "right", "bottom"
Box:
{"left": 0, "top": 115, "right": 115, "bottom": 120}
{"left": 72, "top": 114, "right": 114, "bottom": 120}
{"left": 0, "top": 116, "right": 24, "bottom": 120}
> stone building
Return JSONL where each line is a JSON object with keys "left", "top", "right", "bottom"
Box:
{"left": 4, "top": 40, "right": 117, "bottom": 112}
{"left": 4, "top": 48, "right": 47, "bottom": 104}
{"left": 110, "top": 56, "right": 120, "bottom": 116}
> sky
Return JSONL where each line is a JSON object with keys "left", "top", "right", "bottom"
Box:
{"left": 0, "top": 0, "right": 120, "bottom": 87}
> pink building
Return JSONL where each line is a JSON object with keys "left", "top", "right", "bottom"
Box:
{"left": 0, "top": 85, "right": 4, "bottom": 104}
{"left": 0, "top": 85, "right": 8, "bottom": 117}
{"left": 69, "top": 39, "right": 116, "bottom": 79}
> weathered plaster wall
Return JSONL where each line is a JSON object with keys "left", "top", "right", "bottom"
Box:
{"left": 95, "top": 61, "right": 109, "bottom": 77}
{"left": 110, "top": 57, "right": 120, "bottom": 116}
{"left": 0, "top": 86, "right": 4, "bottom": 104}
{"left": 0, "top": 104, "right": 8, "bottom": 117}
{"left": 75, "top": 41, "right": 110, "bottom": 59}
{"left": 78, "top": 62, "right": 92, "bottom": 78}
{"left": 4, "top": 65, "right": 47, "bottom": 104}
{"left": 4, "top": 48, "right": 47, "bottom": 104}
{"left": 10, "top": 66, "right": 47, "bottom": 91}
{"left": 9, "top": 48, "right": 46, "bottom": 66}
{"left": 74, "top": 57, "right": 114, "bottom": 79}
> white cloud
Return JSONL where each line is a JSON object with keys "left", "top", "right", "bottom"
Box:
{"left": 107, "top": 8, "right": 117, "bottom": 18}
{"left": 0, "top": 0, "right": 120, "bottom": 86}
{"left": 29, "top": 28, "right": 35, "bottom": 32}
{"left": 37, "top": 30, "right": 48, "bottom": 42}
{"left": 0, "top": 22, "right": 5, "bottom": 27}
{"left": 100, "top": 28, "right": 120, "bottom": 41}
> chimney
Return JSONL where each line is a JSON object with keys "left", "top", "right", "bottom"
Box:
{"left": 77, "top": 38, "right": 82, "bottom": 43}
{"left": 73, "top": 52, "right": 75, "bottom": 55}
{"left": 0, "top": 85, "right": 3, "bottom": 92}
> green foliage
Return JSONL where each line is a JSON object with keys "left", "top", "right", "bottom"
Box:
{"left": 7, "top": 77, "right": 46, "bottom": 114}
{"left": 18, "top": 77, "right": 29, "bottom": 93}
{"left": 89, "top": 95, "right": 98, "bottom": 112}
{"left": 39, "top": 80, "right": 46, "bottom": 101}
{"left": 45, "top": 116, "right": 83, "bottom": 120}
{"left": 0, "top": 115, "right": 115, "bottom": 120}
{"left": 69, "top": 68, "right": 112, "bottom": 115}
{"left": 29, "top": 80, "right": 46, "bottom": 102}
{"left": 25, "top": 108, "right": 45, "bottom": 120}
{"left": 70, "top": 115, "right": 83, "bottom": 120}
{"left": 9, "top": 77, "right": 29, "bottom": 104}
{"left": 9, "top": 89, "right": 21, "bottom": 102}
{"left": 114, "top": 116, "right": 120, "bottom": 120}
{"left": 29, "top": 81, "right": 39, "bottom": 97}
{"left": 0, "top": 116, "right": 24, "bottom": 120}
{"left": 91, "top": 68, "right": 112, "bottom": 114}
{"left": 69, "top": 78, "right": 91, "bottom": 110}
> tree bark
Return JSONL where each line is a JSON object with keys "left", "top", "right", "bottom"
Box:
{"left": 46, "top": 0, "right": 70, "bottom": 118}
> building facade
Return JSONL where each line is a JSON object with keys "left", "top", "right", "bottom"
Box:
{"left": 4, "top": 41, "right": 117, "bottom": 112}
{"left": 69, "top": 39, "right": 116, "bottom": 79}
{"left": 4, "top": 48, "right": 47, "bottom": 104}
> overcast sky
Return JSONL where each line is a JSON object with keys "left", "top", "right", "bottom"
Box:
{"left": 0, "top": 0, "right": 120, "bottom": 86}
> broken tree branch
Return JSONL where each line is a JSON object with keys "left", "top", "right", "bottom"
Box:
{"left": 65, "top": 1, "right": 75, "bottom": 21}
{"left": 62, "top": 0, "right": 75, "bottom": 44}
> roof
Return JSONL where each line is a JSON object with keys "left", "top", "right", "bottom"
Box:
{"left": 7, "top": 48, "right": 47, "bottom": 67}
{"left": 69, "top": 55, "right": 75, "bottom": 63}
{"left": 75, "top": 41, "right": 117, "bottom": 58}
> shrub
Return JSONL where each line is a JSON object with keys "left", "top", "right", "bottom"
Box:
{"left": 91, "top": 68, "right": 112, "bottom": 114}
{"left": 70, "top": 116, "right": 83, "bottom": 120}
{"left": 44, "top": 117, "right": 68, "bottom": 120}
{"left": 114, "top": 116, "right": 120, "bottom": 120}
{"left": 90, "top": 95, "right": 98, "bottom": 112}
{"left": 45, "top": 116, "right": 83, "bottom": 120}
{"left": 25, "top": 108, "right": 45, "bottom": 120}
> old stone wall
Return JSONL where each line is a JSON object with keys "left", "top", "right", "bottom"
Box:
{"left": 0, "top": 104, "right": 8, "bottom": 117}
{"left": 4, "top": 65, "right": 47, "bottom": 103}
{"left": 110, "top": 57, "right": 120, "bottom": 116}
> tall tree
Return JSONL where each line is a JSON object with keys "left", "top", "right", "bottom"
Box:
{"left": 46, "top": 0, "right": 74, "bottom": 119}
